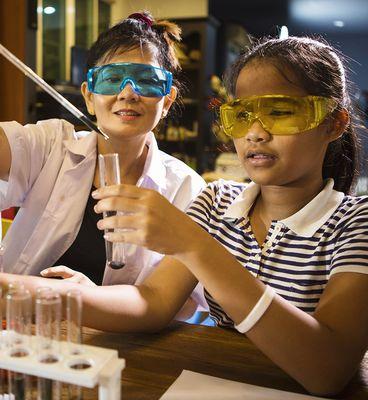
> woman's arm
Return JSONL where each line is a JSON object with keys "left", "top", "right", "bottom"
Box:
{"left": 0, "top": 256, "right": 198, "bottom": 333}
{"left": 93, "top": 184, "right": 368, "bottom": 395}
{"left": 0, "top": 126, "right": 11, "bottom": 180}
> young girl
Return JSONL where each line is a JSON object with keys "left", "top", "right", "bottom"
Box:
{"left": 1, "top": 36, "right": 367, "bottom": 395}
{"left": 0, "top": 12, "right": 206, "bottom": 316}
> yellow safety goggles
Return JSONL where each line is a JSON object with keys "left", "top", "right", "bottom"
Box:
{"left": 219, "top": 95, "right": 336, "bottom": 138}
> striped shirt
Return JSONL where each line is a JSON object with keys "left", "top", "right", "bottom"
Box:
{"left": 187, "top": 179, "right": 368, "bottom": 328}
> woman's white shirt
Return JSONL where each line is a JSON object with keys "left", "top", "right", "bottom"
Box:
{"left": 0, "top": 119, "right": 207, "bottom": 309}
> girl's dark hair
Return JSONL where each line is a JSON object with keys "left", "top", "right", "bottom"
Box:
{"left": 85, "top": 11, "right": 182, "bottom": 114}
{"left": 224, "top": 36, "right": 361, "bottom": 195}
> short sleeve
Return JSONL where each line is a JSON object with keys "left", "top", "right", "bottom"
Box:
{"left": 0, "top": 119, "right": 74, "bottom": 209}
{"left": 330, "top": 198, "right": 368, "bottom": 276}
{"left": 186, "top": 182, "right": 218, "bottom": 231}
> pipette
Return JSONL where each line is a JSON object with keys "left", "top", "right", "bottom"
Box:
{"left": 0, "top": 43, "right": 109, "bottom": 140}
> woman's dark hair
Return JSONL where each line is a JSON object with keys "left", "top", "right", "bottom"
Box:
{"left": 85, "top": 11, "right": 182, "bottom": 115}
{"left": 224, "top": 36, "right": 361, "bottom": 194}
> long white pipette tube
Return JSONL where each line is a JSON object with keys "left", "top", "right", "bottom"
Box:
{"left": 0, "top": 42, "right": 109, "bottom": 140}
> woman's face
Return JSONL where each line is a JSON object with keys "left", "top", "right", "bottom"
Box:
{"left": 81, "top": 47, "right": 176, "bottom": 140}
{"left": 233, "top": 61, "right": 339, "bottom": 188}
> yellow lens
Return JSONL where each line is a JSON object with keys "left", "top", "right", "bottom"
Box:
{"left": 220, "top": 101, "right": 254, "bottom": 138}
{"left": 219, "top": 95, "right": 336, "bottom": 138}
{"left": 260, "top": 96, "right": 310, "bottom": 135}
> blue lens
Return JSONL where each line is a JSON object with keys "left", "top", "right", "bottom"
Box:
{"left": 87, "top": 63, "right": 172, "bottom": 97}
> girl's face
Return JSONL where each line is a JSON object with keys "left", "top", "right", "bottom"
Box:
{"left": 233, "top": 61, "right": 339, "bottom": 188}
{"left": 81, "top": 47, "right": 176, "bottom": 140}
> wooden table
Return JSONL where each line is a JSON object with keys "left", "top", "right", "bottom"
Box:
{"left": 81, "top": 322, "right": 368, "bottom": 400}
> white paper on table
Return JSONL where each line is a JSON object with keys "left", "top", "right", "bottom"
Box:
{"left": 160, "top": 370, "right": 328, "bottom": 400}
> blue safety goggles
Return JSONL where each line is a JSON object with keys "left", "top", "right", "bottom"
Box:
{"left": 87, "top": 62, "right": 173, "bottom": 97}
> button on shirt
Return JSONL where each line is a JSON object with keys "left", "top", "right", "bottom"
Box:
{"left": 0, "top": 119, "right": 207, "bottom": 309}
{"left": 187, "top": 179, "right": 368, "bottom": 328}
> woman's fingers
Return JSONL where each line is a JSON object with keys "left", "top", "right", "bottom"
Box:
{"left": 41, "top": 267, "right": 96, "bottom": 287}
{"left": 40, "top": 265, "right": 75, "bottom": 278}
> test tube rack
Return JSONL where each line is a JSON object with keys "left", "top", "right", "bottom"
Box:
{"left": 0, "top": 331, "right": 125, "bottom": 400}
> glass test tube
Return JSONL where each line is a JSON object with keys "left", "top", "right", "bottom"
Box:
{"left": 66, "top": 290, "right": 82, "bottom": 355}
{"left": 66, "top": 290, "right": 84, "bottom": 400}
{"left": 6, "top": 287, "right": 32, "bottom": 356}
{"left": 98, "top": 153, "right": 126, "bottom": 269}
{"left": 35, "top": 289, "right": 61, "bottom": 362}
{"left": 7, "top": 370, "right": 32, "bottom": 400}
{"left": 5, "top": 287, "right": 32, "bottom": 400}
{"left": 6, "top": 280, "right": 27, "bottom": 348}
{"left": 35, "top": 289, "right": 61, "bottom": 400}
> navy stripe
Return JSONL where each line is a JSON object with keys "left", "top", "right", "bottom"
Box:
{"left": 186, "top": 182, "right": 368, "bottom": 327}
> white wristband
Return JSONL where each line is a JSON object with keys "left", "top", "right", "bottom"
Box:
{"left": 234, "top": 285, "right": 275, "bottom": 334}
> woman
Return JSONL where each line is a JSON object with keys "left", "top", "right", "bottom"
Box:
{"left": 0, "top": 12, "right": 206, "bottom": 317}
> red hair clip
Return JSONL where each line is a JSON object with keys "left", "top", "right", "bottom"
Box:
{"left": 128, "top": 13, "right": 153, "bottom": 28}
{"left": 208, "top": 97, "right": 223, "bottom": 110}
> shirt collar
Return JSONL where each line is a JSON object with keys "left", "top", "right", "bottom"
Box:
{"left": 64, "top": 131, "right": 166, "bottom": 189}
{"left": 281, "top": 179, "right": 344, "bottom": 236}
{"left": 224, "top": 181, "right": 260, "bottom": 220}
{"left": 224, "top": 179, "right": 344, "bottom": 237}
{"left": 64, "top": 130, "right": 97, "bottom": 158}
{"left": 138, "top": 132, "right": 167, "bottom": 191}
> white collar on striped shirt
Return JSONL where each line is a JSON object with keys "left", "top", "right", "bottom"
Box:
{"left": 224, "top": 179, "right": 344, "bottom": 237}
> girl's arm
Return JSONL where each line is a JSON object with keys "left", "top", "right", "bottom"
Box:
{"left": 94, "top": 184, "right": 368, "bottom": 396}
{"left": 0, "top": 127, "right": 11, "bottom": 180}
{"left": 0, "top": 256, "right": 198, "bottom": 333}
{"left": 179, "top": 234, "right": 368, "bottom": 396}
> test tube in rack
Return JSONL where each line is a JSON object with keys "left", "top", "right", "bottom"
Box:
{"left": 6, "top": 288, "right": 32, "bottom": 357}
{"left": 67, "top": 290, "right": 83, "bottom": 400}
{"left": 35, "top": 289, "right": 62, "bottom": 400}
{"left": 5, "top": 286, "right": 33, "bottom": 399}
{"left": 0, "top": 286, "right": 125, "bottom": 399}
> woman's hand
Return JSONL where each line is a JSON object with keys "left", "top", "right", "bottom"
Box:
{"left": 40, "top": 266, "right": 96, "bottom": 287}
{"left": 92, "top": 184, "right": 206, "bottom": 257}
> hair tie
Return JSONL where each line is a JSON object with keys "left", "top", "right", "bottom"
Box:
{"left": 128, "top": 13, "right": 153, "bottom": 28}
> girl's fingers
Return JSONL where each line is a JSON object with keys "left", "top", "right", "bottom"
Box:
{"left": 103, "top": 230, "right": 142, "bottom": 244}
{"left": 97, "top": 214, "right": 141, "bottom": 231}
{"left": 94, "top": 196, "right": 142, "bottom": 214}
{"left": 92, "top": 184, "right": 146, "bottom": 200}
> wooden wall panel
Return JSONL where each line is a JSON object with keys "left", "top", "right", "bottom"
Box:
{"left": 0, "top": 0, "right": 27, "bottom": 123}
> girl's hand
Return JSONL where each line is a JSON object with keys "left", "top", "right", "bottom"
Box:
{"left": 92, "top": 184, "right": 205, "bottom": 257}
{"left": 40, "top": 266, "right": 96, "bottom": 287}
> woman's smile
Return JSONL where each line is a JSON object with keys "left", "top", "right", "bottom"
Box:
{"left": 113, "top": 107, "right": 142, "bottom": 122}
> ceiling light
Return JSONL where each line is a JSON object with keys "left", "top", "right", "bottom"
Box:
{"left": 333, "top": 20, "right": 345, "bottom": 27}
{"left": 44, "top": 6, "right": 56, "bottom": 15}
{"left": 279, "top": 25, "right": 289, "bottom": 39}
